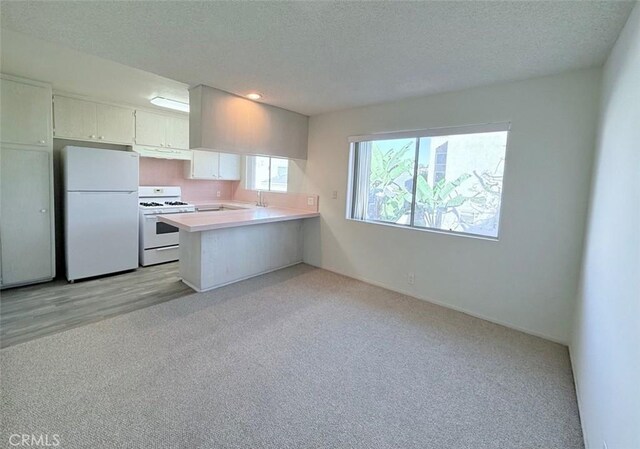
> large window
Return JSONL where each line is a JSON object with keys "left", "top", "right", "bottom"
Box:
{"left": 348, "top": 123, "right": 509, "bottom": 239}
{"left": 246, "top": 156, "right": 289, "bottom": 192}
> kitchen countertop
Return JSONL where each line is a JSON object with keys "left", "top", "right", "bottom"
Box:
{"left": 187, "top": 200, "right": 256, "bottom": 210}
{"left": 158, "top": 207, "right": 320, "bottom": 232}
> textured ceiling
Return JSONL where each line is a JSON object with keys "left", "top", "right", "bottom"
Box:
{"left": 1, "top": 1, "right": 635, "bottom": 115}
{"left": 0, "top": 29, "right": 190, "bottom": 111}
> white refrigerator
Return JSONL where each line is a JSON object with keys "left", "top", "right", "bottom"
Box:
{"left": 62, "top": 146, "right": 139, "bottom": 282}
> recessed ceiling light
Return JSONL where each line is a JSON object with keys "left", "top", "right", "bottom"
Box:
{"left": 246, "top": 93, "right": 262, "bottom": 101}
{"left": 150, "top": 96, "right": 189, "bottom": 112}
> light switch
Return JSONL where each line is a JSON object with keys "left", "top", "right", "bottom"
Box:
{"left": 332, "top": 190, "right": 338, "bottom": 199}
{"left": 307, "top": 196, "right": 315, "bottom": 206}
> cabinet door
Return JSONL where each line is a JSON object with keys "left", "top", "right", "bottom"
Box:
{"left": 191, "top": 150, "right": 219, "bottom": 179}
{"left": 1, "top": 148, "right": 53, "bottom": 285}
{"left": 166, "top": 116, "right": 189, "bottom": 150}
{"left": 0, "top": 78, "right": 51, "bottom": 147}
{"left": 218, "top": 153, "right": 241, "bottom": 180}
{"left": 135, "top": 110, "right": 167, "bottom": 147}
{"left": 53, "top": 96, "right": 98, "bottom": 140}
{"left": 96, "top": 104, "right": 134, "bottom": 144}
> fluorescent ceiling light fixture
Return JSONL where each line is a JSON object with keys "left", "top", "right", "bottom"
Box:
{"left": 150, "top": 96, "right": 189, "bottom": 112}
{"left": 246, "top": 93, "right": 262, "bottom": 100}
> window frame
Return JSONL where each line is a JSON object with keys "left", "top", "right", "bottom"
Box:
{"left": 245, "top": 155, "right": 289, "bottom": 193}
{"left": 346, "top": 122, "right": 511, "bottom": 241}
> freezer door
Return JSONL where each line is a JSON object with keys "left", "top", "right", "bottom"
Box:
{"left": 65, "top": 191, "right": 138, "bottom": 281}
{"left": 63, "top": 146, "right": 139, "bottom": 191}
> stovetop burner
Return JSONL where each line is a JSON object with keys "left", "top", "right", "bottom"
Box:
{"left": 140, "top": 202, "right": 163, "bottom": 207}
{"left": 165, "top": 201, "right": 188, "bottom": 206}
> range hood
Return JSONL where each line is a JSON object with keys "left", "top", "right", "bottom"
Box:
{"left": 189, "top": 85, "right": 309, "bottom": 160}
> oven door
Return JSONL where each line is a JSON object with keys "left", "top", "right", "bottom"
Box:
{"left": 142, "top": 214, "right": 180, "bottom": 249}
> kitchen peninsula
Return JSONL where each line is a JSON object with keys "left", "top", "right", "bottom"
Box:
{"left": 158, "top": 207, "right": 320, "bottom": 292}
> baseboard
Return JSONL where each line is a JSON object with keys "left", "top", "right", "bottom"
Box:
{"left": 569, "top": 345, "right": 590, "bottom": 449}
{"left": 181, "top": 261, "right": 304, "bottom": 293}
{"left": 305, "top": 262, "right": 568, "bottom": 345}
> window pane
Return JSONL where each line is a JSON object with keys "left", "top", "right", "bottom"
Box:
{"left": 414, "top": 131, "right": 507, "bottom": 237}
{"left": 249, "top": 156, "right": 271, "bottom": 190}
{"left": 270, "top": 157, "right": 289, "bottom": 192}
{"left": 355, "top": 138, "right": 415, "bottom": 225}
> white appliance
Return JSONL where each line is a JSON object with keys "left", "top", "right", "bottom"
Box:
{"left": 62, "top": 146, "right": 139, "bottom": 282}
{"left": 138, "top": 186, "right": 196, "bottom": 266}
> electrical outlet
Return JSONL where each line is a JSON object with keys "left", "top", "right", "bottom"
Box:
{"left": 332, "top": 190, "right": 338, "bottom": 199}
{"left": 407, "top": 272, "right": 415, "bottom": 285}
{"left": 216, "top": 190, "right": 221, "bottom": 198}
{"left": 307, "top": 196, "right": 315, "bottom": 206}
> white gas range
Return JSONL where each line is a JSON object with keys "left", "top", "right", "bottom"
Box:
{"left": 138, "top": 186, "right": 196, "bottom": 266}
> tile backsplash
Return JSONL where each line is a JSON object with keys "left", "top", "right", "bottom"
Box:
{"left": 139, "top": 157, "right": 237, "bottom": 201}
{"left": 233, "top": 185, "right": 320, "bottom": 212}
{"left": 139, "top": 156, "right": 318, "bottom": 211}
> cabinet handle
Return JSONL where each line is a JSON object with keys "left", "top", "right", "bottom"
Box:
{"left": 40, "top": 209, "right": 47, "bottom": 213}
{"left": 99, "top": 136, "right": 104, "bottom": 140}
{"left": 39, "top": 140, "right": 45, "bottom": 144}
{"left": 90, "top": 135, "right": 96, "bottom": 139}
{"left": 167, "top": 143, "right": 172, "bottom": 147}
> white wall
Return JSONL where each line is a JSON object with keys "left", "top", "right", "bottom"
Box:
{"left": 303, "top": 68, "right": 601, "bottom": 343}
{"left": 571, "top": 5, "right": 640, "bottom": 449}
{"left": 0, "top": 29, "right": 189, "bottom": 109}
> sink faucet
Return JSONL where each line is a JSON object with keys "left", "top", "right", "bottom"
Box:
{"left": 256, "top": 190, "right": 267, "bottom": 207}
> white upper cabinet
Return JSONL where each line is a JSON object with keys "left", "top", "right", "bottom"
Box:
{"left": 135, "top": 110, "right": 166, "bottom": 147}
{"left": 53, "top": 95, "right": 134, "bottom": 145}
{"left": 185, "top": 150, "right": 240, "bottom": 180}
{"left": 53, "top": 96, "right": 97, "bottom": 141}
{"left": 1, "top": 75, "right": 52, "bottom": 147}
{"left": 135, "top": 110, "right": 189, "bottom": 150}
{"left": 187, "top": 150, "right": 220, "bottom": 179}
{"left": 96, "top": 103, "right": 134, "bottom": 144}
{"left": 166, "top": 116, "right": 189, "bottom": 150}
{"left": 218, "top": 153, "right": 241, "bottom": 180}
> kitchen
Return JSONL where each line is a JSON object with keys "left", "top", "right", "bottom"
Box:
{"left": 0, "top": 31, "right": 319, "bottom": 346}
{"left": 1, "top": 3, "right": 638, "bottom": 449}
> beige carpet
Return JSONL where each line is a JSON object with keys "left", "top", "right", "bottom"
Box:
{"left": 1, "top": 264, "right": 583, "bottom": 448}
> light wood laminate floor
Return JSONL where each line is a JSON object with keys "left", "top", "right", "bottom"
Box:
{"left": 0, "top": 262, "right": 192, "bottom": 348}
